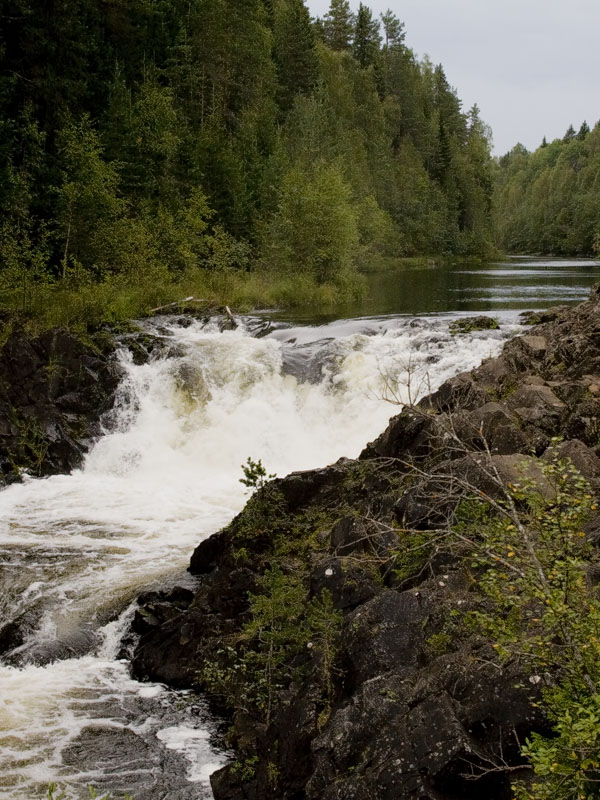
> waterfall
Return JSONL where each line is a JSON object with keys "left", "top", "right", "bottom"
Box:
{"left": 0, "top": 312, "right": 517, "bottom": 799}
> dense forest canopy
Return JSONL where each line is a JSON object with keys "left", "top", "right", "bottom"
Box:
{"left": 493, "top": 121, "right": 600, "bottom": 257}
{"left": 0, "top": 0, "right": 498, "bottom": 310}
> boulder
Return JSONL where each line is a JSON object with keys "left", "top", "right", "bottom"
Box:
{"left": 449, "top": 315, "right": 499, "bottom": 334}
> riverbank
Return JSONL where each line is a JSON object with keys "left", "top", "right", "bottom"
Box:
{"left": 132, "top": 287, "right": 600, "bottom": 800}
{"left": 0, "top": 267, "right": 369, "bottom": 334}
{"left": 0, "top": 254, "right": 496, "bottom": 334}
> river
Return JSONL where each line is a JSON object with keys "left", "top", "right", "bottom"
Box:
{"left": 1, "top": 257, "right": 599, "bottom": 798}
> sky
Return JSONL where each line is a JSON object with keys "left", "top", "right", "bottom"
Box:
{"left": 307, "top": 0, "right": 600, "bottom": 155}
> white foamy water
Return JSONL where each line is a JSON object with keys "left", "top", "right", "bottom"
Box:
{"left": 0, "top": 312, "right": 519, "bottom": 798}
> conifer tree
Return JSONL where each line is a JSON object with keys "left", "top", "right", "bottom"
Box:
{"left": 380, "top": 9, "right": 405, "bottom": 48}
{"left": 353, "top": 3, "right": 381, "bottom": 68}
{"left": 323, "top": 0, "right": 355, "bottom": 51}
{"left": 274, "top": 0, "right": 319, "bottom": 113}
{"left": 577, "top": 120, "right": 590, "bottom": 140}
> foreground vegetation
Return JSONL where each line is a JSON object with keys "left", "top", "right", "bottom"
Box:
{"left": 200, "top": 440, "right": 600, "bottom": 798}
{"left": 1, "top": 0, "right": 497, "bottom": 327}
{"left": 185, "top": 443, "right": 600, "bottom": 799}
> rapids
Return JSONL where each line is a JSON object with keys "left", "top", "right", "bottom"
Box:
{"left": 0, "top": 311, "right": 520, "bottom": 798}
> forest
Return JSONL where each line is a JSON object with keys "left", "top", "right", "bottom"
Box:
{"left": 0, "top": 0, "right": 497, "bottom": 322}
{"left": 2, "top": 0, "right": 599, "bottom": 328}
{"left": 494, "top": 121, "right": 600, "bottom": 256}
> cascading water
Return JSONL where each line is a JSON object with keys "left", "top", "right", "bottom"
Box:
{"left": 0, "top": 312, "right": 520, "bottom": 799}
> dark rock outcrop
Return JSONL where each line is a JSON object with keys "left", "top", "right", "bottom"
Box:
{"left": 0, "top": 321, "right": 121, "bottom": 484}
{"left": 132, "top": 285, "right": 600, "bottom": 800}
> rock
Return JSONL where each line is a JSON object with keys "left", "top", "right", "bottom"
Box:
{"left": 520, "top": 335, "right": 547, "bottom": 357}
{"left": 306, "top": 660, "right": 538, "bottom": 800}
{"left": 472, "top": 354, "right": 513, "bottom": 388}
{"left": 330, "top": 516, "right": 369, "bottom": 555}
{"left": 0, "top": 323, "right": 122, "bottom": 483}
{"left": 584, "top": 514, "right": 600, "bottom": 545}
{"left": 542, "top": 439, "right": 600, "bottom": 487}
{"left": 449, "top": 316, "right": 499, "bottom": 334}
{"left": 132, "top": 609, "right": 207, "bottom": 687}
{"left": 419, "top": 371, "right": 485, "bottom": 413}
{"left": 361, "top": 407, "right": 435, "bottom": 460}
{"left": 309, "top": 558, "right": 378, "bottom": 610}
{"left": 133, "top": 587, "right": 194, "bottom": 635}
{"left": 190, "top": 531, "right": 230, "bottom": 574}
{"left": 504, "top": 335, "right": 548, "bottom": 373}
{"left": 276, "top": 461, "right": 352, "bottom": 511}
{"left": 463, "top": 402, "right": 530, "bottom": 454}
{"left": 564, "top": 395, "right": 600, "bottom": 445}
{"left": 344, "top": 590, "right": 427, "bottom": 684}
{"left": 394, "top": 452, "right": 554, "bottom": 529}
{"left": 508, "top": 383, "right": 565, "bottom": 434}
{"left": 519, "top": 307, "right": 568, "bottom": 326}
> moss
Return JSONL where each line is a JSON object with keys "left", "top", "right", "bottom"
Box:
{"left": 450, "top": 315, "right": 500, "bottom": 334}
{"left": 425, "top": 631, "right": 454, "bottom": 658}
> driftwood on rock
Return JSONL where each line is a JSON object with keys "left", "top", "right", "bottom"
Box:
{"left": 148, "top": 296, "right": 207, "bottom": 313}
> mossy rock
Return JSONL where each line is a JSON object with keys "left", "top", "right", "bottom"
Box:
{"left": 518, "top": 307, "right": 566, "bottom": 326}
{"left": 450, "top": 315, "right": 499, "bottom": 334}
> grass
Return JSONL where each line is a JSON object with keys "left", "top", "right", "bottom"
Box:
{"left": 0, "top": 267, "right": 366, "bottom": 333}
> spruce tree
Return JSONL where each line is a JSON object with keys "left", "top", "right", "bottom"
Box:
{"left": 323, "top": 0, "right": 355, "bottom": 51}
{"left": 353, "top": 3, "right": 381, "bottom": 68}
{"left": 577, "top": 120, "right": 590, "bottom": 140}
{"left": 274, "top": 0, "right": 319, "bottom": 113}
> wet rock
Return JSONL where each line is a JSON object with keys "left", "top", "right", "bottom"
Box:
{"left": 133, "top": 587, "right": 195, "bottom": 636}
{"left": 361, "top": 407, "right": 436, "bottom": 460}
{"left": 190, "top": 530, "right": 231, "bottom": 574}
{"left": 419, "top": 371, "right": 486, "bottom": 413}
{"left": 132, "top": 609, "right": 208, "bottom": 687}
{"left": 0, "top": 324, "right": 122, "bottom": 483}
{"left": 449, "top": 315, "right": 499, "bottom": 334}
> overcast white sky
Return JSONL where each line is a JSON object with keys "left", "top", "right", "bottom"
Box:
{"left": 307, "top": 0, "right": 600, "bottom": 154}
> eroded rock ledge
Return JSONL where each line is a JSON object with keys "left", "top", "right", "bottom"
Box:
{"left": 132, "top": 287, "right": 600, "bottom": 800}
